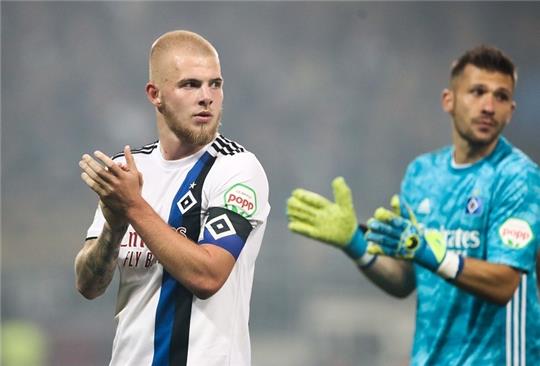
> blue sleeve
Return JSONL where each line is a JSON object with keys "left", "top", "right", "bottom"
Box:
{"left": 487, "top": 162, "right": 540, "bottom": 272}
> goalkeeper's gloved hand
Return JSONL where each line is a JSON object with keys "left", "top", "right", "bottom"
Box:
{"left": 287, "top": 177, "right": 376, "bottom": 267}
{"left": 365, "top": 195, "right": 464, "bottom": 279}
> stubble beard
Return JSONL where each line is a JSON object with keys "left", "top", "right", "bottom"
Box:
{"left": 166, "top": 110, "right": 222, "bottom": 146}
{"left": 453, "top": 116, "right": 504, "bottom": 149}
{"left": 451, "top": 99, "right": 505, "bottom": 149}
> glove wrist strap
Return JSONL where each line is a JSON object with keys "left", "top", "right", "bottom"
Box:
{"left": 436, "top": 252, "right": 464, "bottom": 279}
{"left": 343, "top": 227, "right": 378, "bottom": 268}
{"left": 343, "top": 227, "right": 367, "bottom": 260}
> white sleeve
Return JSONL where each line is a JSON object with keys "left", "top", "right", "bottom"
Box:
{"left": 199, "top": 151, "right": 269, "bottom": 260}
{"left": 204, "top": 151, "right": 270, "bottom": 228}
{"left": 85, "top": 203, "right": 105, "bottom": 240}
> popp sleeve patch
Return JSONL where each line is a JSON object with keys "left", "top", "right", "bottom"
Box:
{"left": 223, "top": 183, "right": 257, "bottom": 218}
{"left": 498, "top": 218, "right": 534, "bottom": 249}
{"left": 201, "top": 207, "right": 253, "bottom": 259}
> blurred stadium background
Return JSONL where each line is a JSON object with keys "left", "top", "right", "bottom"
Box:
{"left": 2, "top": 2, "right": 539, "bottom": 365}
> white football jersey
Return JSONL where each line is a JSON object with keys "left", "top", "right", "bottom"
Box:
{"left": 86, "top": 135, "right": 270, "bottom": 366}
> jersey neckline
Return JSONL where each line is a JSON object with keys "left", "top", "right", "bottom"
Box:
{"left": 154, "top": 140, "right": 214, "bottom": 170}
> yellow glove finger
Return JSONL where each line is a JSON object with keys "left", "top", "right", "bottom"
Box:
{"left": 288, "top": 221, "right": 319, "bottom": 238}
{"left": 287, "top": 196, "right": 322, "bottom": 216}
{"left": 332, "top": 177, "right": 354, "bottom": 210}
{"left": 366, "top": 242, "right": 385, "bottom": 255}
{"left": 287, "top": 206, "right": 316, "bottom": 224}
{"left": 397, "top": 199, "right": 418, "bottom": 225}
{"left": 373, "top": 207, "right": 398, "bottom": 222}
{"left": 389, "top": 194, "right": 418, "bottom": 225}
{"left": 291, "top": 188, "right": 331, "bottom": 209}
{"left": 390, "top": 194, "right": 400, "bottom": 215}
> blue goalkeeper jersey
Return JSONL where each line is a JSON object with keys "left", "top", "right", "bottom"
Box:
{"left": 400, "top": 137, "right": 540, "bottom": 366}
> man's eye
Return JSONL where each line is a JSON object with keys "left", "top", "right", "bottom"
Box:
{"left": 210, "top": 81, "right": 222, "bottom": 88}
{"left": 495, "top": 92, "right": 510, "bottom": 102}
{"left": 180, "top": 80, "right": 200, "bottom": 88}
{"left": 471, "top": 88, "right": 485, "bottom": 96}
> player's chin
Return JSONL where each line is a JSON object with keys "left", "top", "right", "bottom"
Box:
{"left": 471, "top": 119, "right": 499, "bottom": 133}
{"left": 193, "top": 125, "right": 218, "bottom": 145}
{"left": 469, "top": 130, "right": 501, "bottom": 146}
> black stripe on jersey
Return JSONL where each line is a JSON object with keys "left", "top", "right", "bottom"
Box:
{"left": 212, "top": 136, "right": 232, "bottom": 155}
{"left": 211, "top": 134, "right": 245, "bottom": 156}
{"left": 111, "top": 141, "right": 158, "bottom": 160}
{"left": 169, "top": 154, "right": 217, "bottom": 366}
{"left": 220, "top": 134, "right": 244, "bottom": 152}
{"left": 215, "top": 135, "right": 244, "bottom": 155}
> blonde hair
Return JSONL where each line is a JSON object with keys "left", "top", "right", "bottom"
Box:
{"left": 149, "top": 30, "right": 219, "bottom": 83}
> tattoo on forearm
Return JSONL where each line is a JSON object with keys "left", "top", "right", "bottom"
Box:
{"left": 80, "top": 228, "right": 124, "bottom": 293}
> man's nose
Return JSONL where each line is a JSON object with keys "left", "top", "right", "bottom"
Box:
{"left": 198, "top": 86, "right": 213, "bottom": 107}
{"left": 481, "top": 94, "right": 495, "bottom": 114}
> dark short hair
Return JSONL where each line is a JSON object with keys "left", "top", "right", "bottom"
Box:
{"left": 450, "top": 45, "right": 517, "bottom": 85}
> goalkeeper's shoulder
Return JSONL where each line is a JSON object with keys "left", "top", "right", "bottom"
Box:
{"left": 495, "top": 145, "right": 540, "bottom": 181}
{"left": 403, "top": 146, "right": 452, "bottom": 177}
{"left": 491, "top": 151, "right": 540, "bottom": 201}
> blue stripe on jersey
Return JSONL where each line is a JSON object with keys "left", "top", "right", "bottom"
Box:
{"left": 167, "top": 151, "right": 213, "bottom": 229}
{"left": 152, "top": 272, "right": 177, "bottom": 366}
{"left": 152, "top": 151, "right": 213, "bottom": 366}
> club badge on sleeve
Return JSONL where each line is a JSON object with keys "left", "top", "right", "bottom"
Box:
{"left": 202, "top": 207, "right": 253, "bottom": 259}
{"left": 206, "top": 214, "right": 236, "bottom": 240}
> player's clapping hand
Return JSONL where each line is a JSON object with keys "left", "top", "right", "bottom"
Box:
{"left": 79, "top": 145, "right": 143, "bottom": 219}
{"left": 287, "top": 177, "right": 368, "bottom": 260}
{"left": 365, "top": 195, "right": 460, "bottom": 278}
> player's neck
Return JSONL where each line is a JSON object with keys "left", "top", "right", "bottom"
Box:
{"left": 452, "top": 136, "right": 499, "bottom": 165}
{"left": 159, "top": 138, "right": 204, "bottom": 161}
{"left": 156, "top": 129, "right": 203, "bottom": 161}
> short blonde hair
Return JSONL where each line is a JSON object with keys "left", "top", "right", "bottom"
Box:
{"left": 149, "top": 30, "right": 219, "bottom": 83}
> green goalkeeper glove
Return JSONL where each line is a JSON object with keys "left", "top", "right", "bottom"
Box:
{"left": 287, "top": 177, "right": 375, "bottom": 266}
{"left": 366, "top": 195, "right": 464, "bottom": 279}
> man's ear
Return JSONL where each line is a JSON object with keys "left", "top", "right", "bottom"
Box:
{"left": 441, "top": 88, "right": 454, "bottom": 113}
{"left": 504, "top": 100, "right": 517, "bottom": 127}
{"left": 145, "top": 82, "right": 161, "bottom": 107}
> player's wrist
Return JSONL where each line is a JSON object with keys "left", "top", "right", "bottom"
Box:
{"left": 436, "top": 252, "right": 464, "bottom": 280}
{"left": 124, "top": 196, "right": 149, "bottom": 222}
{"left": 103, "top": 220, "right": 128, "bottom": 235}
{"left": 343, "top": 226, "right": 370, "bottom": 260}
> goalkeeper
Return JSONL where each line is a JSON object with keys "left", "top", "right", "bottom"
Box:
{"left": 287, "top": 46, "right": 540, "bottom": 365}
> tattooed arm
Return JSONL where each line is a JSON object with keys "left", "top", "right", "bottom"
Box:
{"left": 75, "top": 203, "right": 127, "bottom": 299}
